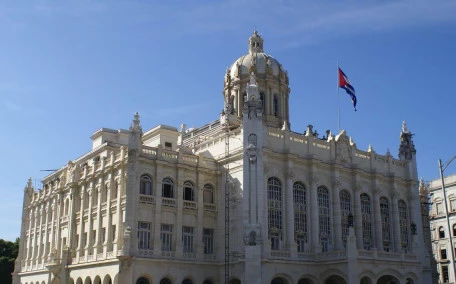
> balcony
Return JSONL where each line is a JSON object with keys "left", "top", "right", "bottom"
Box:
{"left": 139, "top": 195, "right": 155, "bottom": 204}
{"left": 162, "top": 198, "right": 176, "bottom": 207}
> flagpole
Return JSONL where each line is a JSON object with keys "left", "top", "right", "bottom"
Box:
{"left": 337, "top": 61, "right": 340, "bottom": 132}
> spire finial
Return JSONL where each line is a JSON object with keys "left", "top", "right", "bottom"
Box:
{"left": 130, "top": 112, "right": 142, "bottom": 133}
{"left": 402, "top": 121, "right": 409, "bottom": 133}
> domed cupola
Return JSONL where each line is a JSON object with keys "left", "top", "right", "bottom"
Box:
{"left": 223, "top": 31, "right": 290, "bottom": 129}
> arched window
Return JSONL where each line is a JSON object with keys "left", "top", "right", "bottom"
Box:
{"left": 439, "top": 226, "right": 445, "bottom": 239}
{"left": 340, "top": 190, "right": 351, "bottom": 247}
{"left": 293, "top": 182, "right": 307, "bottom": 252}
{"left": 360, "top": 193, "right": 373, "bottom": 250}
{"left": 140, "top": 175, "right": 153, "bottom": 195}
{"left": 260, "top": 92, "right": 265, "bottom": 112}
{"left": 268, "top": 177, "right": 282, "bottom": 250}
{"left": 203, "top": 184, "right": 214, "bottom": 204}
{"left": 182, "top": 279, "right": 193, "bottom": 284}
{"left": 136, "top": 277, "right": 150, "bottom": 284}
{"left": 318, "top": 186, "right": 330, "bottom": 252}
{"left": 273, "top": 94, "right": 279, "bottom": 117}
{"left": 162, "top": 178, "right": 174, "bottom": 198}
{"left": 380, "top": 197, "right": 391, "bottom": 252}
{"left": 183, "top": 181, "right": 195, "bottom": 201}
{"left": 453, "top": 224, "right": 456, "bottom": 237}
{"left": 398, "top": 200, "right": 409, "bottom": 251}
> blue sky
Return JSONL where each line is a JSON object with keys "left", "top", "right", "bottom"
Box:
{"left": 1, "top": 0, "right": 456, "bottom": 241}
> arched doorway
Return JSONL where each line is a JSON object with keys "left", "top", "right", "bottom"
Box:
{"left": 360, "top": 277, "right": 372, "bottom": 284}
{"left": 406, "top": 278, "right": 414, "bottom": 284}
{"left": 298, "top": 279, "right": 313, "bottom": 284}
{"left": 377, "top": 275, "right": 400, "bottom": 284}
{"left": 93, "top": 276, "right": 102, "bottom": 284}
{"left": 103, "top": 275, "right": 112, "bottom": 284}
{"left": 76, "top": 278, "right": 83, "bottom": 284}
{"left": 182, "top": 279, "right": 193, "bottom": 284}
{"left": 136, "top": 277, "right": 150, "bottom": 284}
{"left": 84, "top": 277, "right": 92, "bottom": 284}
{"left": 271, "top": 277, "right": 289, "bottom": 284}
{"left": 325, "top": 275, "right": 347, "bottom": 284}
{"left": 160, "top": 278, "right": 172, "bottom": 284}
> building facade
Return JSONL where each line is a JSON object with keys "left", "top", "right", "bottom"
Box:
{"left": 429, "top": 173, "right": 456, "bottom": 283}
{"left": 14, "top": 31, "right": 431, "bottom": 284}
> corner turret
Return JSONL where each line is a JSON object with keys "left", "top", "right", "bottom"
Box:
{"left": 398, "top": 121, "right": 416, "bottom": 161}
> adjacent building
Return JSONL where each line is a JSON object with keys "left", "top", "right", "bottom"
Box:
{"left": 13, "top": 31, "right": 432, "bottom": 284}
{"left": 429, "top": 173, "right": 456, "bottom": 283}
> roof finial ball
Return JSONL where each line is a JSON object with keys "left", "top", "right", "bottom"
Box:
{"left": 249, "top": 30, "right": 264, "bottom": 54}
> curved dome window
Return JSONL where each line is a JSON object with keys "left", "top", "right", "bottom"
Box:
{"left": 273, "top": 95, "right": 279, "bottom": 117}
{"left": 260, "top": 92, "right": 265, "bottom": 112}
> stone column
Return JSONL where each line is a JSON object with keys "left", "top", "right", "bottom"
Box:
{"left": 332, "top": 179, "right": 343, "bottom": 250}
{"left": 153, "top": 180, "right": 163, "bottom": 254}
{"left": 392, "top": 191, "right": 402, "bottom": 252}
{"left": 286, "top": 171, "right": 296, "bottom": 256}
{"left": 95, "top": 183, "right": 103, "bottom": 256}
{"left": 71, "top": 187, "right": 79, "bottom": 255}
{"left": 196, "top": 176, "right": 204, "bottom": 257}
{"left": 354, "top": 188, "right": 363, "bottom": 249}
{"left": 31, "top": 208, "right": 38, "bottom": 264}
{"left": 48, "top": 201, "right": 56, "bottom": 259}
{"left": 309, "top": 175, "right": 320, "bottom": 252}
{"left": 86, "top": 183, "right": 94, "bottom": 258}
{"left": 175, "top": 170, "right": 184, "bottom": 257}
{"left": 373, "top": 189, "right": 383, "bottom": 251}
{"left": 55, "top": 193, "right": 63, "bottom": 258}
{"left": 115, "top": 170, "right": 125, "bottom": 253}
{"left": 77, "top": 186, "right": 85, "bottom": 259}
{"left": 42, "top": 204, "right": 50, "bottom": 262}
{"left": 105, "top": 177, "right": 113, "bottom": 254}
{"left": 36, "top": 206, "right": 44, "bottom": 264}
{"left": 26, "top": 209, "right": 33, "bottom": 265}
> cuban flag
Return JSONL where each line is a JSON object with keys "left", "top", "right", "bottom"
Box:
{"left": 338, "top": 67, "right": 357, "bottom": 111}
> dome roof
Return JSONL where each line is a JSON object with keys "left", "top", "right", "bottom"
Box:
{"left": 229, "top": 31, "right": 283, "bottom": 78}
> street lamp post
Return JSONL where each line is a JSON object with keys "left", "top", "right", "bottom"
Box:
{"left": 438, "top": 156, "right": 456, "bottom": 281}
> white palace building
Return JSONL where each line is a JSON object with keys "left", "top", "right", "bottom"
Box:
{"left": 13, "top": 31, "right": 432, "bottom": 284}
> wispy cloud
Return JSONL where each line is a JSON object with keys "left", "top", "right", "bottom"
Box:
{"left": 4, "top": 101, "right": 22, "bottom": 111}
{"left": 1, "top": 0, "right": 455, "bottom": 46}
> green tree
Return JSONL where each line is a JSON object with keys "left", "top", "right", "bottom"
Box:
{"left": 0, "top": 238, "right": 19, "bottom": 284}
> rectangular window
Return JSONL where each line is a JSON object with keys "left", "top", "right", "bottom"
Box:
{"left": 451, "top": 199, "right": 456, "bottom": 212}
{"left": 138, "top": 222, "right": 151, "bottom": 249}
{"left": 182, "top": 226, "right": 194, "bottom": 253}
{"left": 436, "top": 202, "right": 443, "bottom": 214}
{"left": 83, "top": 232, "right": 87, "bottom": 247}
{"left": 92, "top": 230, "right": 97, "bottom": 245}
{"left": 161, "top": 224, "right": 173, "bottom": 251}
{"left": 296, "top": 234, "right": 306, "bottom": 253}
{"left": 441, "top": 248, "right": 447, "bottom": 260}
{"left": 112, "top": 225, "right": 116, "bottom": 242}
{"left": 76, "top": 234, "right": 79, "bottom": 248}
{"left": 442, "top": 265, "right": 449, "bottom": 282}
{"left": 101, "top": 227, "right": 106, "bottom": 243}
{"left": 203, "top": 228, "right": 214, "bottom": 254}
{"left": 271, "top": 232, "right": 280, "bottom": 251}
